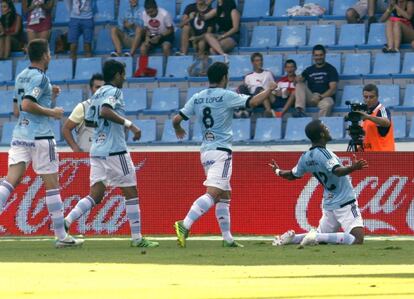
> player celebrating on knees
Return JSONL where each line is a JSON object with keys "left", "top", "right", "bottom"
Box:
{"left": 173, "top": 62, "right": 278, "bottom": 248}
{"left": 64, "top": 60, "right": 159, "bottom": 248}
{"left": 269, "top": 120, "right": 368, "bottom": 247}
{"left": 0, "top": 39, "right": 83, "bottom": 248}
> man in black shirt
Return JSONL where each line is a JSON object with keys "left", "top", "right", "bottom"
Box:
{"left": 295, "top": 45, "right": 339, "bottom": 117}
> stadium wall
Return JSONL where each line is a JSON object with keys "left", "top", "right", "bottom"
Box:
{"left": 0, "top": 152, "right": 413, "bottom": 236}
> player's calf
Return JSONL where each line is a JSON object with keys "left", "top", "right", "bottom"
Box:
{"left": 350, "top": 227, "right": 364, "bottom": 244}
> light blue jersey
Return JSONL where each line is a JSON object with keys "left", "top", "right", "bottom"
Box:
{"left": 180, "top": 88, "right": 250, "bottom": 152}
{"left": 13, "top": 67, "right": 54, "bottom": 140}
{"left": 292, "top": 146, "right": 356, "bottom": 211}
{"left": 86, "top": 84, "right": 127, "bottom": 157}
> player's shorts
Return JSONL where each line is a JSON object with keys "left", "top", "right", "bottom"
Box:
{"left": 8, "top": 138, "right": 59, "bottom": 175}
{"left": 90, "top": 152, "right": 136, "bottom": 188}
{"left": 201, "top": 149, "right": 232, "bottom": 191}
{"left": 317, "top": 200, "right": 364, "bottom": 234}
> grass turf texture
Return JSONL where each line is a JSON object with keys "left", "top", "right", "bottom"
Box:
{"left": 0, "top": 239, "right": 413, "bottom": 298}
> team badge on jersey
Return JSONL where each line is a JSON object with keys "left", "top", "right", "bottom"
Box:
{"left": 97, "top": 132, "right": 107, "bottom": 144}
{"left": 31, "top": 87, "right": 41, "bottom": 98}
{"left": 108, "top": 96, "right": 117, "bottom": 105}
{"left": 205, "top": 130, "right": 215, "bottom": 141}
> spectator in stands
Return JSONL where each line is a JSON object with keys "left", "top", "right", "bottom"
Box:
{"left": 177, "top": 0, "right": 214, "bottom": 56}
{"left": 110, "top": 0, "right": 143, "bottom": 57}
{"left": 295, "top": 45, "right": 338, "bottom": 118}
{"left": 346, "top": 0, "right": 388, "bottom": 24}
{"left": 204, "top": 0, "right": 240, "bottom": 62}
{"left": 358, "top": 84, "right": 395, "bottom": 151}
{"left": 62, "top": 73, "right": 104, "bottom": 152}
{"left": 0, "top": 0, "right": 23, "bottom": 60}
{"left": 381, "top": 0, "right": 414, "bottom": 53}
{"left": 65, "top": 0, "right": 96, "bottom": 60}
{"left": 22, "top": 0, "right": 55, "bottom": 42}
{"left": 272, "top": 59, "right": 297, "bottom": 118}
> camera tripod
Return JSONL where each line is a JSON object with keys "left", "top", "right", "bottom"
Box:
{"left": 347, "top": 138, "right": 364, "bottom": 152}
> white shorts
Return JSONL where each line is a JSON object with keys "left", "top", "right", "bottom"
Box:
{"left": 318, "top": 201, "right": 364, "bottom": 234}
{"left": 8, "top": 139, "right": 59, "bottom": 174}
{"left": 201, "top": 150, "right": 232, "bottom": 191}
{"left": 90, "top": 153, "right": 137, "bottom": 187}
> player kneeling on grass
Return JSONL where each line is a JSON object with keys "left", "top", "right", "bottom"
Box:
{"left": 64, "top": 60, "right": 158, "bottom": 248}
{"left": 269, "top": 119, "right": 367, "bottom": 247}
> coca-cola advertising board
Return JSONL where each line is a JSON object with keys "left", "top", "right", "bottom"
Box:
{"left": 0, "top": 152, "right": 413, "bottom": 236}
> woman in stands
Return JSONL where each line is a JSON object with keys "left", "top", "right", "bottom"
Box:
{"left": 381, "top": 0, "right": 414, "bottom": 53}
{"left": 23, "top": 0, "right": 55, "bottom": 43}
{"left": 0, "top": 0, "right": 23, "bottom": 60}
{"left": 203, "top": 0, "right": 240, "bottom": 62}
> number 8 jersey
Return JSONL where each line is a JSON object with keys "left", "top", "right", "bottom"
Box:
{"left": 179, "top": 88, "right": 250, "bottom": 152}
{"left": 292, "top": 146, "right": 356, "bottom": 211}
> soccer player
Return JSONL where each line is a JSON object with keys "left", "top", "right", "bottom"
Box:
{"left": 269, "top": 120, "right": 367, "bottom": 247}
{"left": 0, "top": 39, "right": 83, "bottom": 248}
{"left": 173, "top": 62, "right": 278, "bottom": 248}
{"left": 64, "top": 59, "right": 159, "bottom": 248}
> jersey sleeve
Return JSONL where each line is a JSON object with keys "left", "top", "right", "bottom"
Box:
{"left": 24, "top": 74, "right": 48, "bottom": 102}
{"left": 101, "top": 88, "right": 122, "bottom": 109}
{"left": 320, "top": 149, "right": 341, "bottom": 173}
{"left": 225, "top": 90, "right": 251, "bottom": 109}
{"left": 291, "top": 154, "right": 307, "bottom": 178}
{"left": 179, "top": 97, "right": 195, "bottom": 120}
{"left": 68, "top": 102, "right": 84, "bottom": 124}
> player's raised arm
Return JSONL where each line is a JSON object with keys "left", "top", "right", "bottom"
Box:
{"left": 100, "top": 104, "right": 141, "bottom": 141}
{"left": 268, "top": 159, "right": 300, "bottom": 181}
{"left": 248, "top": 81, "right": 278, "bottom": 108}
{"left": 333, "top": 157, "right": 368, "bottom": 177}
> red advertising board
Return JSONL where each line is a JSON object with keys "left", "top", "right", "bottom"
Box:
{"left": 0, "top": 152, "right": 413, "bottom": 236}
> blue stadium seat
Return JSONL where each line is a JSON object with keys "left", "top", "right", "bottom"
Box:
{"left": 326, "top": 53, "right": 341, "bottom": 73}
{"left": 50, "top": 121, "right": 61, "bottom": 141}
{"left": 304, "top": 0, "right": 330, "bottom": 13}
{"left": 250, "top": 26, "right": 278, "bottom": 48}
{"left": 378, "top": 85, "right": 400, "bottom": 107}
{"left": 280, "top": 25, "right": 307, "bottom": 47}
{"left": 343, "top": 53, "right": 371, "bottom": 75}
{"left": 338, "top": 24, "right": 365, "bottom": 46}
{"left": 402, "top": 52, "right": 414, "bottom": 74}
{"left": 1, "top": 122, "right": 16, "bottom": 145}
{"left": 333, "top": 0, "right": 358, "bottom": 15}
{"left": 308, "top": 25, "right": 336, "bottom": 46}
{"left": 15, "top": 60, "right": 30, "bottom": 77}
{"left": 123, "top": 88, "right": 147, "bottom": 115}
{"left": 232, "top": 119, "right": 251, "bottom": 142}
{"left": 341, "top": 85, "right": 363, "bottom": 106}
{"left": 264, "top": 54, "right": 283, "bottom": 76}
{"left": 74, "top": 58, "right": 102, "bottom": 81}
{"left": 179, "top": 0, "right": 195, "bottom": 15}
{"left": 320, "top": 117, "right": 344, "bottom": 139}
{"left": 392, "top": 115, "right": 407, "bottom": 138}
{"left": 273, "top": 0, "right": 300, "bottom": 16}
{"left": 0, "top": 90, "right": 14, "bottom": 117}
{"left": 242, "top": 0, "right": 270, "bottom": 18}
{"left": 286, "top": 54, "right": 312, "bottom": 74}
{"left": 147, "top": 87, "right": 179, "bottom": 113}
{"left": 403, "top": 84, "right": 414, "bottom": 107}
{"left": 47, "top": 59, "right": 73, "bottom": 81}
{"left": 186, "top": 87, "right": 204, "bottom": 101}
{"left": 14, "top": 2, "right": 22, "bottom": 15}
{"left": 148, "top": 56, "right": 164, "bottom": 77}
{"left": 254, "top": 118, "right": 282, "bottom": 142}
{"left": 165, "top": 56, "right": 194, "bottom": 78}
{"left": 95, "top": 28, "right": 114, "bottom": 53}
{"left": 284, "top": 117, "right": 312, "bottom": 141}
{"left": 228, "top": 55, "right": 252, "bottom": 79}
{"left": 94, "top": 0, "right": 115, "bottom": 23}
{"left": 373, "top": 53, "right": 400, "bottom": 75}
{"left": 128, "top": 120, "right": 157, "bottom": 143}
{"left": 54, "top": 1, "right": 70, "bottom": 24}
{"left": 0, "top": 60, "right": 12, "bottom": 82}
{"left": 410, "top": 117, "right": 414, "bottom": 138}
{"left": 107, "top": 57, "right": 133, "bottom": 78}
{"left": 162, "top": 120, "right": 189, "bottom": 142}
{"left": 367, "top": 23, "right": 386, "bottom": 45}
{"left": 56, "top": 89, "right": 83, "bottom": 115}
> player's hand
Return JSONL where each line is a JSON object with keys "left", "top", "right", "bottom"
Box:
{"left": 51, "top": 107, "right": 64, "bottom": 119}
{"left": 268, "top": 159, "right": 280, "bottom": 174}
{"left": 351, "top": 158, "right": 368, "bottom": 171}
{"left": 130, "top": 125, "right": 141, "bottom": 141}
{"left": 175, "top": 126, "right": 187, "bottom": 139}
{"left": 52, "top": 85, "right": 61, "bottom": 97}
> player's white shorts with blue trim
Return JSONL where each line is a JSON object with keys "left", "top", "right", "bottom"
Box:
{"left": 8, "top": 138, "right": 59, "bottom": 174}
{"left": 201, "top": 150, "right": 232, "bottom": 191}
{"left": 318, "top": 201, "right": 364, "bottom": 234}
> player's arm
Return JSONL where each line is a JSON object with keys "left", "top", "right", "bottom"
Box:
{"left": 13, "top": 98, "right": 19, "bottom": 118}
{"left": 172, "top": 114, "right": 186, "bottom": 139}
{"left": 21, "top": 97, "right": 63, "bottom": 119}
{"left": 332, "top": 158, "right": 368, "bottom": 177}
{"left": 248, "top": 81, "right": 278, "bottom": 108}
{"left": 268, "top": 159, "right": 300, "bottom": 181}
{"left": 62, "top": 119, "right": 82, "bottom": 152}
{"left": 100, "top": 104, "right": 141, "bottom": 141}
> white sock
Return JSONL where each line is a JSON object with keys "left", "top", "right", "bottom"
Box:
{"left": 45, "top": 189, "right": 67, "bottom": 240}
{"left": 0, "top": 180, "right": 14, "bottom": 211}
{"left": 125, "top": 198, "right": 142, "bottom": 241}
{"left": 216, "top": 201, "right": 233, "bottom": 243}
{"left": 65, "top": 195, "right": 96, "bottom": 225}
{"left": 316, "top": 232, "right": 355, "bottom": 245}
{"left": 183, "top": 194, "right": 215, "bottom": 230}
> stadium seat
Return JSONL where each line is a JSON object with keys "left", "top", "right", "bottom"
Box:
{"left": 343, "top": 53, "right": 371, "bottom": 75}
{"left": 279, "top": 25, "right": 307, "bottom": 47}
{"left": 332, "top": 0, "right": 358, "bottom": 15}
{"left": 250, "top": 26, "right": 278, "bottom": 48}
{"left": 0, "top": 60, "right": 12, "bottom": 82}
{"left": 392, "top": 115, "right": 407, "bottom": 138}
{"left": 308, "top": 25, "right": 336, "bottom": 47}
{"left": 165, "top": 56, "right": 194, "bottom": 78}
{"left": 232, "top": 119, "right": 251, "bottom": 142}
{"left": 186, "top": 87, "right": 204, "bottom": 101}
{"left": 378, "top": 85, "right": 400, "bottom": 107}
{"left": 123, "top": 88, "right": 147, "bottom": 115}
{"left": 341, "top": 85, "right": 364, "bottom": 106}
{"left": 319, "top": 117, "right": 344, "bottom": 140}
{"left": 54, "top": 1, "right": 70, "bottom": 24}
{"left": 56, "top": 89, "right": 83, "bottom": 115}
{"left": 403, "top": 84, "right": 414, "bottom": 107}
{"left": 367, "top": 23, "right": 386, "bottom": 45}
{"left": 409, "top": 117, "right": 414, "bottom": 138}
{"left": 372, "top": 53, "right": 400, "bottom": 75}
{"left": 338, "top": 24, "right": 365, "bottom": 46}
{"left": 47, "top": 58, "right": 73, "bottom": 81}
{"left": 107, "top": 57, "right": 133, "bottom": 78}
{"left": 15, "top": 60, "right": 30, "bottom": 77}
{"left": 284, "top": 117, "right": 312, "bottom": 141}
{"left": 253, "top": 118, "right": 282, "bottom": 142}
{"left": 264, "top": 54, "right": 283, "bottom": 77}
{"left": 147, "top": 87, "right": 179, "bottom": 113}
{"left": 273, "top": 0, "right": 300, "bottom": 16}
{"left": 148, "top": 56, "right": 164, "bottom": 77}
{"left": 228, "top": 55, "right": 252, "bottom": 79}
{"left": 286, "top": 54, "right": 312, "bottom": 74}
{"left": 74, "top": 58, "right": 102, "bottom": 81}
{"left": 94, "top": 0, "right": 115, "bottom": 23}
{"left": 0, "top": 90, "right": 14, "bottom": 117}
{"left": 326, "top": 53, "right": 341, "bottom": 73}
{"left": 50, "top": 121, "right": 61, "bottom": 141}
{"left": 128, "top": 119, "right": 157, "bottom": 143}
{"left": 402, "top": 53, "right": 414, "bottom": 74}
{"left": 304, "top": 0, "right": 330, "bottom": 13}
{"left": 0, "top": 122, "right": 16, "bottom": 145}
{"left": 95, "top": 28, "right": 114, "bottom": 53}
{"left": 242, "top": 0, "right": 270, "bottom": 18}
{"left": 161, "top": 120, "right": 189, "bottom": 142}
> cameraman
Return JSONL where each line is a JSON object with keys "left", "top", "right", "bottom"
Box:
{"left": 358, "top": 84, "right": 395, "bottom": 151}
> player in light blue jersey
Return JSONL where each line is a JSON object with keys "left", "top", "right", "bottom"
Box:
{"left": 0, "top": 39, "right": 83, "bottom": 248}
{"left": 173, "top": 62, "right": 278, "bottom": 248}
{"left": 269, "top": 120, "right": 368, "bottom": 247}
{"left": 64, "top": 60, "right": 158, "bottom": 248}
